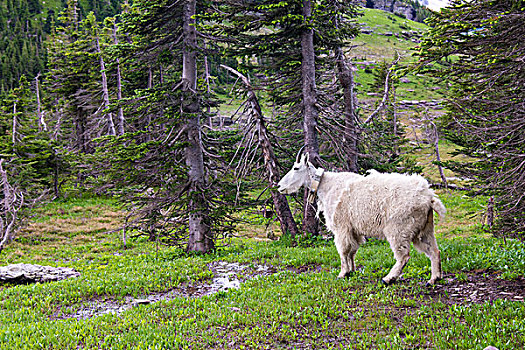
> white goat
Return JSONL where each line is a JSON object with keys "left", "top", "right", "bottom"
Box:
{"left": 278, "top": 153, "right": 446, "bottom": 285}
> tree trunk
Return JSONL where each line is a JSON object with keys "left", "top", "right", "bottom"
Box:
{"left": 12, "top": 102, "right": 17, "bottom": 146}
{"left": 430, "top": 119, "right": 448, "bottom": 188}
{"left": 35, "top": 73, "right": 46, "bottom": 132}
{"left": 301, "top": 0, "right": 319, "bottom": 236}
{"left": 335, "top": 47, "right": 358, "bottom": 172}
{"left": 95, "top": 35, "right": 116, "bottom": 136}
{"left": 183, "top": 0, "right": 213, "bottom": 253}
{"left": 221, "top": 65, "right": 300, "bottom": 239}
{"left": 112, "top": 23, "right": 125, "bottom": 136}
{"left": 75, "top": 109, "right": 88, "bottom": 153}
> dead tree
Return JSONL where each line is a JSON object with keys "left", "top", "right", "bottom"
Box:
{"left": 335, "top": 47, "right": 358, "bottom": 172}
{"left": 319, "top": 54, "right": 402, "bottom": 172}
{"left": 35, "top": 73, "right": 47, "bottom": 132}
{"left": 221, "top": 65, "right": 300, "bottom": 239}
{"left": 112, "top": 21, "right": 125, "bottom": 136}
{"left": 422, "top": 109, "right": 448, "bottom": 188}
{"left": 12, "top": 102, "right": 17, "bottom": 146}
{"left": 428, "top": 117, "right": 448, "bottom": 188}
{"left": 95, "top": 35, "right": 116, "bottom": 136}
{"left": 0, "top": 160, "right": 24, "bottom": 253}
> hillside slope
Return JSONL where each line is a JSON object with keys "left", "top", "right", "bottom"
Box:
{"left": 348, "top": 8, "right": 440, "bottom": 102}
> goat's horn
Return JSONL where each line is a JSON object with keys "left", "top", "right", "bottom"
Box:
{"left": 295, "top": 146, "right": 306, "bottom": 163}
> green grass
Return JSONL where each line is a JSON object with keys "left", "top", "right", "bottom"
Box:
{"left": 349, "top": 8, "right": 444, "bottom": 102}
{"left": 353, "top": 8, "right": 428, "bottom": 61}
{"left": 0, "top": 194, "right": 524, "bottom": 349}
{"left": 0, "top": 6, "right": 520, "bottom": 350}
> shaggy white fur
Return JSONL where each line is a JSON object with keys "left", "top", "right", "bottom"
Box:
{"left": 278, "top": 155, "right": 446, "bottom": 285}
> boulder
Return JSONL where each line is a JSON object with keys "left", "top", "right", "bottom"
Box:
{"left": 0, "top": 263, "right": 80, "bottom": 284}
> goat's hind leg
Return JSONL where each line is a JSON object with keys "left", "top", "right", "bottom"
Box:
{"left": 382, "top": 232, "right": 411, "bottom": 285}
{"left": 413, "top": 230, "right": 442, "bottom": 284}
{"left": 413, "top": 209, "right": 442, "bottom": 285}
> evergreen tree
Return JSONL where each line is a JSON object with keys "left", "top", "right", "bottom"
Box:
{"left": 205, "top": 0, "right": 361, "bottom": 236}
{"left": 85, "top": 0, "right": 243, "bottom": 252}
{"left": 417, "top": 0, "right": 525, "bottom": 239}
{"left": 0, "top": 75, "right": 57, "bottom": 196}
{"left": 45, "top": 1, "right": 119, "bottom": 151}
{"left": 0, "top": 0, "right": 47, "bottom": 91}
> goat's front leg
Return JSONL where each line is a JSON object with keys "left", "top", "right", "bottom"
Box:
{"left": 335, "top": 231, "right": 356, "bottom": 278}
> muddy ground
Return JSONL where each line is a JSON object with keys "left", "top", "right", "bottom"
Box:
{"left": 49, "top": 263, "right": 524, "bottom": 320}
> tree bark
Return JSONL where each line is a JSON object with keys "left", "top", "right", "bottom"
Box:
{"left": 335, "top": 47, "right": 358, "bottom": 172}
{"left": 301, "top": 0, "right": 319, "bottom": 236}
{"left": 221, "top": 65, "right": 300, "bottom": 239}
{"left": 183, "top": 0, "right": 213, "bottom": 253}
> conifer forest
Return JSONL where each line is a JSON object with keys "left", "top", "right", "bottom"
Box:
{"left": 0, "top": 0, "right": 524, "bottom": 349}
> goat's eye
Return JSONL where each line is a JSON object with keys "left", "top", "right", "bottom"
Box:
{"left": 293, "top": 167, "right": 299, "bottom": 170}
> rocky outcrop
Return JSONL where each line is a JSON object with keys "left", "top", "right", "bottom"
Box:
{"left": 399, "top": 99, "right": 443, "bottom": 109}
{"left": 376, "top": 0, "right": 417, "bottom": 20}
{"left": 359, "top": 0, "right": 427, "bottom": 22}
{"left": 0, "top": 263, "right": 80, "bottom": 284}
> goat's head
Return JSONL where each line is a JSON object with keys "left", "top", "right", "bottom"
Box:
{"left": 278, "top": 151, "right": 315, "bottom": 194}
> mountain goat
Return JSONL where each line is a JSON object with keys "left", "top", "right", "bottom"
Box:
{"left": 277, "top": 152, "right": 446, "bottom": 285}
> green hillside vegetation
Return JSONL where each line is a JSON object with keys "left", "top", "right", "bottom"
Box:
{"left": 0, "top": 196, "right": 524, "bottom": 349}
{"left": 354, "top": 8, "right": 428, "bottom": 60}
{"left": 0, "top": 1, "right": 523, "bottom": 348}
{"left": 0, "top": 0, "right": 121, "bottom": 93}
{"left": 349, "top": 9, "right": 441, "bottom": 101}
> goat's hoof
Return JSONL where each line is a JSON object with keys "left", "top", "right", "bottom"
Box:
{"left": 381, "top": 278, "right": 394, "bottom": 286}
{"left": 338, "top": 271, "right": 354, "bottom": 279}
{"left": 426, "top": 277, "right": 441, "bottom": 286}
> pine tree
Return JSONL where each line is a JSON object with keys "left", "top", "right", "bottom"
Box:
{"left": 205, "top": 0, "right": 360, "bottom": 237}
{"left": 417, "top": 0, "right": 525, "bottom": 239}
{"left": 86, "top": 0, "right": 243, "bottom": 252}
{"left": 0, "top": 0, "right": 47, "bottom": 90}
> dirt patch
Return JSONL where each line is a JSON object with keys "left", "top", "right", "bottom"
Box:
{"left": 285, "top": 263, "right": 325, "bottom": 274}
{"left": 51, "top": 261, "right": 276, "bottom": 320}
{"left": 50, "top": 261, "right": 327, "bottom": 320}
{"left": 424, "top": 270, "right": 525, "bottom": 305}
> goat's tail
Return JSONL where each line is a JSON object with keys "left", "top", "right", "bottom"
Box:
{"left": 431, "top": 196, "right": 446, "bottom": 222}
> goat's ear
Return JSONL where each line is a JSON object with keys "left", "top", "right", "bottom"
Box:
{"left": 303, "top": 152, "right": 310, "bottom": 164}
{"left": 299, "top": 152, "right": 308, "bottom": 164}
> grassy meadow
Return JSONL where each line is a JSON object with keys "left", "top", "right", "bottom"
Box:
{"left": 0, "top": 191, "right": 524, "bottom": 349}
{"left": 1, "top": 6, "right": 524, "bottom": 350}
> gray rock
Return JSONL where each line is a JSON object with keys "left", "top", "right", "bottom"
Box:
{"left": 0, "top": 263, "right": 80, "bottom": 284}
